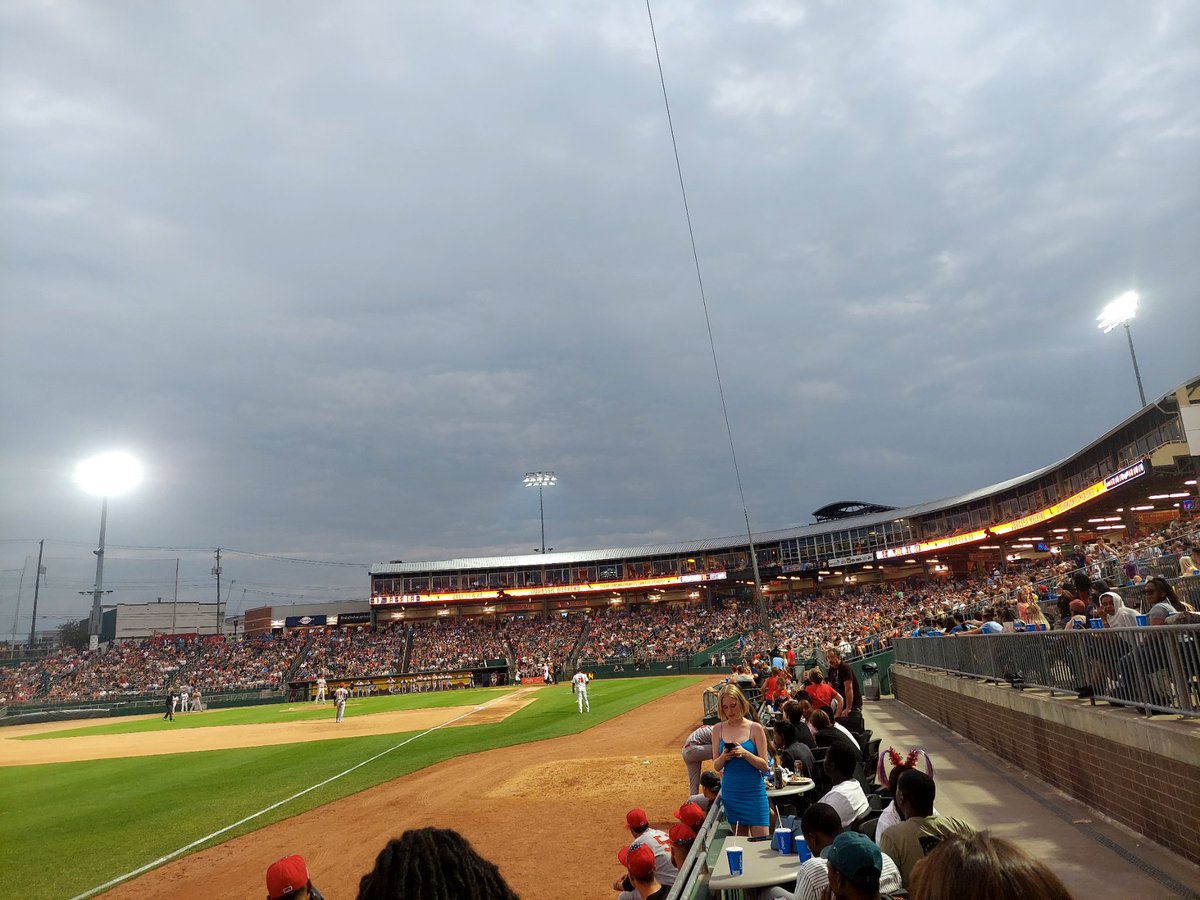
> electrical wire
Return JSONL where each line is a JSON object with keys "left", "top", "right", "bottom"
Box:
{"left": 644, "top": 0, "right": 767, "bottom": 626}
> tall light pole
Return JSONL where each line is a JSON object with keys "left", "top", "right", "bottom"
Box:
{"left": 523, "top": 471, "right": 557, "bottom": 554}
{"left": 1097, "top": 290, "right": 1147, "bottom": 408}
{"left": 75, "top": 452, "right": 142, "bottom": 650}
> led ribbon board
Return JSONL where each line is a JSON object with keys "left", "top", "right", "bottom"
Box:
{"left": 370, "top": 571, "right": 728, "bottom": 606}
{"left": 874, "top": 459, "right": 1147, "bottom": 560}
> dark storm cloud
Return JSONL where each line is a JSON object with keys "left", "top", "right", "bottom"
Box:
{"left": 2, "top": 1, "right": 1199, "bottom": 632}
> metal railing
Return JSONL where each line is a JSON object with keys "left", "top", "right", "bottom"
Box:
{"left": 894, "top": 625, "right": 1200, "bottom": 718}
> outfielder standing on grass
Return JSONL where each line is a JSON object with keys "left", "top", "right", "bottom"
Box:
{"left": 314, "top": 674, "right": 326, "bottom": 703}
{"left": 572, "top": 669, "right": 590, "bottom": 713}
{"left": 334, "top": 683, "right": 349, "bottom": 723}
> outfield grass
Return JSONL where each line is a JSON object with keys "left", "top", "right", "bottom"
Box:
{"left": 1, "top": 676, "right": 703, "bottom": 900}
{"left": 16, "top": 687, "right": 516, "bottom": 739}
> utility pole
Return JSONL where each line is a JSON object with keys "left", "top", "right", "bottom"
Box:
{"left": 28, "top": 539, "right": 44, "bottom": 647}
{"left": 213, "top": 548, "right": 222, "bottom": 637}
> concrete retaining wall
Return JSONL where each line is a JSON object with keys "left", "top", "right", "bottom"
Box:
{"left": 892, "top": 664, "right": 1200, "bottom": 865}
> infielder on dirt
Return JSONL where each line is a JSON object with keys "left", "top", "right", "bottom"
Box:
{"left": 334, "top": 683, "right": 349, "bottom": 723}
{"left": 572, "top": 669, "right": 590, "bottom": 713}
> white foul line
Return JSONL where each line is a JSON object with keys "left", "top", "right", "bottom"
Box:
{"left": 68, "top": 689, "right": 526, "bottom": 900}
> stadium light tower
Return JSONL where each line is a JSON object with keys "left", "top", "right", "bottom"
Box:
{"left": 76, "top": 452, "right": 142, "bottom": 650}
{"left": 523, "top": 471, "right": 557, "bottom": 554}
{"left": 1097, "top": 290, "right": 1147, "bottom": 408}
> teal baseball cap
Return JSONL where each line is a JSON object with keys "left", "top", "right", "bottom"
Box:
{"left": 825, "top": 832, "right": 882, "bottom": 879}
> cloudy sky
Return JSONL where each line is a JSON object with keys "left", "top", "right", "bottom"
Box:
{"left": 2, "top": 1, "right": 1199, "bottom": 635}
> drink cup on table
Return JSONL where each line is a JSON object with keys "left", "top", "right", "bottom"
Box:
{"left": 775, "top": 827, "right": 793, "bottom": 854}
{"left": 726, "top": 844, "right": 744, "bottom": 876}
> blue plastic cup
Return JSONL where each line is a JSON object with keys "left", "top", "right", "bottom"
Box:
{"left": 726, "top": 845, "right": 744, "bottom": 875}
{"left": 796, "top": 836, "right": 812, "bottom": 861}
{"left": 1136, "top": 614, "right": 1149, "bottom": 626}
{"left": 775, "top": 827, "right": 793, "bottom": 854}
{"left": 1090, "top": 618, "right": 1103, "bottom": 629}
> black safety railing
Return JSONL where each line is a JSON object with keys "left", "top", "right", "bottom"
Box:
{"left": 894, "top": 624, "right": 1200, "bottom": 718}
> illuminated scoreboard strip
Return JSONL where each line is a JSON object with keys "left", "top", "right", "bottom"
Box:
{"left": 875, "top": 459, "right": 1147, "bottom": 561}
{"left": 370, "top": 570, "right": 728, "bottom": 606}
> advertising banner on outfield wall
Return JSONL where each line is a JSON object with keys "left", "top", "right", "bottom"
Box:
{"left": 285, "top": 614, "right": 327, "bottom": 628}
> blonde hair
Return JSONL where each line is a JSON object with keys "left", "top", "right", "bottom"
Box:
{"left": 716, "top": 684, "right": 750, "bottom": 721}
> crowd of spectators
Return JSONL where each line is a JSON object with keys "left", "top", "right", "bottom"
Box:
{"left": 42, "top": 636, "right": 198, "bottom": 702}
{"left": 578, "top": 602, "right": 745, "bottom": 662}
{"left": 405, "top": 618, "right": 509, "bottom": 673}
{"left": 297, "top": 626, "right": 407, "bottom": 681}
{"left": 505, "top": 614, "right": 583, "bottom": 681}
{"left": 189, "top": 632, "right": 307, "bottom": 693}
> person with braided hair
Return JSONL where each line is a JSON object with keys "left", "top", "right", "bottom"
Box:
{"left": 355, "top": 827, "right": 519, "bottom": 900}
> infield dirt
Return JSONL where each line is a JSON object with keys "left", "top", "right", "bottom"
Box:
{"left": 95, "top": 678, "right": 710, "bottom": 899}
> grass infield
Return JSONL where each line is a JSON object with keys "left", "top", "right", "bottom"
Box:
{"left": 16, "top": 687, "right": 517, "bottom": 739}
{"left": 2, "top": 675, "right": 703, "bottom": 899}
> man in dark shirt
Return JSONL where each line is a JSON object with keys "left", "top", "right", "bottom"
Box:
{"left": 826, "top": 648, "right": 864, "bottom": 734}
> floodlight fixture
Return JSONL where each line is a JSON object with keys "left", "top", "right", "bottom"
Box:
{"left": 523, "top": 471, "right": 557, "bottom": 553}
{"left": 1097, "top": 290, "right": 1146, "bottom": 407}
{"left": 76, "top": 452, "right": 142, "bottom": 650}
{"left": 75, "top": 452, "right": 142, "bottom": 497}
{"left": 1096, "top": 290, "right": 1138, "bottom": 334}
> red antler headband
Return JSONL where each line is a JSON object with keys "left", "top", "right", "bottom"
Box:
{"left": 876, "top": 746, "right": 934, "bottom": 785}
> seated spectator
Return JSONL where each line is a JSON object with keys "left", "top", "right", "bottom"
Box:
{"left": 873, "top": 748, "right": 937, "bottom": 844}
{"left": 810, "top": 710, "right": 862, "bottom": 763}
{"left": 613, "top": 808, "right": 675, "bottom": 896}
{"left": 1099, "top": 591, "right": 1139, "bottom": 629}
{"left": 1062, "top": 599, "right": 1090, "bottom": 630}
{"left": 674, "top": 801, "right": 707, "bottom": 832}
{"left": 267, "top": 854, "right": 324, "bottom": 900}
{"left": 667, "top": 823, "right": 696, "bottom": 871}
{"left": 878, "top": 770, "right": 974, "bottom": 887}
{"left": 617, "top": 842, "right": 668, "bottom": 900}
{"left": 910, "top": 830, "right": 1074, "bottom": 900}
{"left": 959, "top": 608, "right": 1003, "bottom": 635}
{"left": 772, "top": 719, "right": 817, "bottom": 778}
{"left": 825, "top": 831, "right": 896, "bottom": 900}
{"left": 804, "top": 668, "right": 842, "bottom": 712}
{"left": 763, "top": 667, "right": 787, "bottom": 709}
{"left": 355, "top": 827, "right": 518, "bottom": 900}
{"left": 817, "top": 741, "right": 869, "bottom": 829}
{"left": 763, "top": 802, "right": 903, "bottom": 900}
{"left": 688, "top": 770, "right": 721, "bottom": 812}
{"left": 780, "top": 700, "right": 816, "bottom": 745}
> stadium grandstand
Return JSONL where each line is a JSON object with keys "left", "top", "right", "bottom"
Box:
{"left": 367, "top": 375, "right": 1199, "bottom": 625}
{"left": 2, "top": 375, "right": 1196, "bottom": 709}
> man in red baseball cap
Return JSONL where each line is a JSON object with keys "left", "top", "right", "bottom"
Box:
{"left": 617, "top": 842, "right": 668, "bottom": 899}
{"left": 266, "top": 854, "right": 324, "bottom": 900}
{"left": 613, "top": 809, "right": 676, "bottom": 896}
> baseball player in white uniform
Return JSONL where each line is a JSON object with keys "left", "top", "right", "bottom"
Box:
{"left": 572, "top": 670, "right": 590, "bottom": 713}
{"left": 190, "top": 688, "right": 203, "bottom": 712}
{"left": 314, "top": 676, "right": 327, "bottom": 703}
{"left": 334, "top": 684, "right": 349, "bottom": 723}
{"left": 179, "top": 687, "right": 189, "bottom": 713}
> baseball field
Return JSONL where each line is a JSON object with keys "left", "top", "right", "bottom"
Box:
{"left": 1, "top": 675, "right": 711, "bottom": 899}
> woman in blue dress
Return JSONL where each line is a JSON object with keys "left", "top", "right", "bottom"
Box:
{"left": 711, "top": 683, "right": 771, "bottom": 836}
